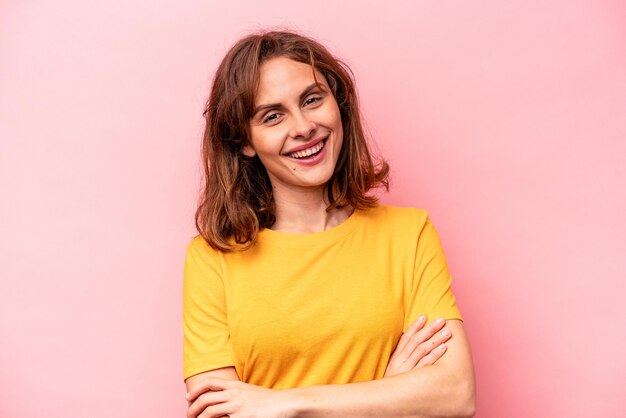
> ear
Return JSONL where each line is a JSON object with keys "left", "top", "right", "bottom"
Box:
{"left": 242, "top": 144, "right": 257, "bottom": 157}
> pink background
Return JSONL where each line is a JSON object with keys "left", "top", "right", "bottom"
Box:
{"left": 1, "top": 1, "right": 625, "bottom": 417}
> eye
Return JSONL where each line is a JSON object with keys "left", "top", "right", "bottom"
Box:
{"left": 304, "top": 96, "right": 322, "bottom": 107}
{"left": 262, "top": 112, "right": 281, "bottom": 124}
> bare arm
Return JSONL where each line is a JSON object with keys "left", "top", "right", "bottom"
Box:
{"left": 185, "top": 366, "right": 239, "bottom": 395}
{"left": 185, "top": 367, "right": 239, "bottom": 407}
{"left": 185, "top": 314, "right": 450, "bottom": 396}
{"left": 187, "top": 320, "right": 475, "bottom": 418}
{"left": 290, "top": 320, "right": 475, "bottom": 418}
{"left": 185, "top": 367, "right": 240, "bottom": 418}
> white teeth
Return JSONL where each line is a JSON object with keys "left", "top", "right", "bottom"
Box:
{"left": 288, "top": 140, "right": 325, "bottom": 159}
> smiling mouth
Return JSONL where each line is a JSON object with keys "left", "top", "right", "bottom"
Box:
{"left": 287, "top": 139, "right": 327, "bottom": 159}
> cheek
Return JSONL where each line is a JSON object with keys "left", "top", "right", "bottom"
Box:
{"left": 331, "top": 107, "right": 343, "bottom": 135}
{"left": 334, "top": 114, "right": 344, "bottom": 144}
{"left": 252, "top": 132, "right": 284, "bottom": 155}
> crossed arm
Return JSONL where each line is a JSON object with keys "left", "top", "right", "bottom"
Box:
{"left": 185, "top": 318, "right": 475, "bottom": 418}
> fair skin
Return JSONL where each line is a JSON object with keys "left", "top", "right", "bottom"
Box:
{"left": 186, "top": 56, "right": 476, "bottom": 417}
{"left": 186, "top": 316, "right": 465, "bottom": 418}
{"left": 242, "top": 57, "right": 345, "bottom": 233}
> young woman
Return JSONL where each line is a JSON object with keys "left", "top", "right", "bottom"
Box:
{"left": 183, "top": 30, "right": 475, "bottom": 418}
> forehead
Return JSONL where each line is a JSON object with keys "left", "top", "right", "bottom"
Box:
{"left": 255, "top": 56, "right": 327, "bottom": 104}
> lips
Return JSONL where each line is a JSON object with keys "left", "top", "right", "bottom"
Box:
{"left": 284, "top": 136, "right": 328, "bottom": 157}
{"left": 287, "top": 140, "right": 326, "bottom": 159}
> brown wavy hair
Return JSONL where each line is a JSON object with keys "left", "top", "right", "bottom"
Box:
{"left": 196, "top": 30, "right": 390, "bottom": 252}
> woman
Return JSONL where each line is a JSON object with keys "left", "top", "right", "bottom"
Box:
{"left": 183, "top": 30, "right": 475, "bottom": 417}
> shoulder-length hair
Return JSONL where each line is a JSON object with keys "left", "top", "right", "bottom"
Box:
{"left": 196, "top": 30, "right": 389, "bottom": 252}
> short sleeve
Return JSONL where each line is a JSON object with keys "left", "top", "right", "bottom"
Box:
{"left": 182, "top": 237, "right": 235, "bottom": 380}
{"left": 404, "top": 217, "right": 463, "bottom": 331}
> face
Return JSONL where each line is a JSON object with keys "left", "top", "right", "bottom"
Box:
{"left": 244, "top": 56, "right": 343, "bottom": 195}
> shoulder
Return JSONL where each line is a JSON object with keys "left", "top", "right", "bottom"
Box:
{"left": 361, "top": 204, "right": 430, "bottom": 231}
{"left": 186, "top": 235, "right": 213, "bottom": 256}
{"left": 184, "top": 235, "right": 225, "bottom": 269}
{"left": 188, "top": 234, "right": 211, "bottom": 250}
{"left": 353, "top": 205, "right": 435, "bottom": 246}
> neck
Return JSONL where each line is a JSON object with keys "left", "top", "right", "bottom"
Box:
{"left": 271, "top": 186, "right": 352, "bottom": 234}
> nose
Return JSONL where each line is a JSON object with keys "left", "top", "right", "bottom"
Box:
{"left": 288, "top": 110, "right": 316, "bottom": 139}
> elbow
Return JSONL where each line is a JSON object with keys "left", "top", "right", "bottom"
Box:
{"left": 408, "top": 374, "right": 475, "bottom": 418}
{"left": 458, "top": 403, "right": 476, "bottom": 418}
{"left": 452, "top": 378, "right": 476, "bottom": 418}
{"left": 433, "top": 375, "right": 475, "bottom": 418}
{"left": 456, "top": 399, "right": 476, "bottom": 418}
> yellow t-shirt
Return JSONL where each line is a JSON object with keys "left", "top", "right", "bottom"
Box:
{"left": 182, "top": 205, "right": 462, "bottom": 388}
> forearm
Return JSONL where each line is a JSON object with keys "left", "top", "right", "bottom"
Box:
{"left": 186, "top": 363, "right": 473, "bottom": 418}
{"left": 286, "top": 366, "right": 473, "bottom": 418}
{"left": 186, "top": 322, "right": 475, "bottom": 418}
{"left": 285, "top": 321, "right": 475, "bottom": 418}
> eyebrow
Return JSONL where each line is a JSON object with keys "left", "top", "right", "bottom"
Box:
{"left": 253, "top": 82, "right": 326, "bottom": 116}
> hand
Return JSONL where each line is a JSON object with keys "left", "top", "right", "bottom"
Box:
{"left": 384, "top": 315, "right": 452, "bottom": 377}
{"left": 186, "top": 377, "right": 294, "bottom": 418}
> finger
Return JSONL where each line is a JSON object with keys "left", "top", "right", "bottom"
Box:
{"left": 187, "top": 390, "right": 231, "bottom": 418}
{"left": 397, "top": 317, "right": 445, "bottom": 360}
{"left": 385, "top": 317, "right": 450, "bottom": 377}
{"left": 187, "top": 377, "right": 238, "bottom": 403}
{"left": 408, "top": 317, "right": 446, "bottom": 348}
{"left": 197, "top": 402, "right": 235, "bottom": 418}
{"left": 395, "top": 315, "right": 427, "bottom": 353}
{"left": 398, "top": 318, "right": 446, "bottom": 362}
{"left": 398, "top": 318, "right": 447, "bottom": 365}
{"left": 406, "top": 326, "right": 452, "bottom": 367}
{"left": 415, "top": 343, "right": 448, "bottom": 368}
